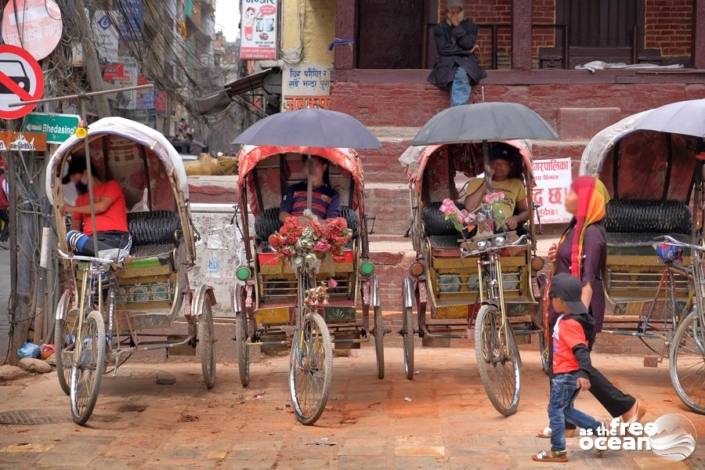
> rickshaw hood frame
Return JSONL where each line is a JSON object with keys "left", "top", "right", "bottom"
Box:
{"left": 45, "top": 117, "right": 195, "bottom": 264}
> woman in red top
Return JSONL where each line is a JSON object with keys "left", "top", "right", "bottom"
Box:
{"left": 60, "top": 156, "right": 131, "bottom": 257}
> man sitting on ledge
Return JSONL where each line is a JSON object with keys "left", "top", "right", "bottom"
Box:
{"left": 428, "top": 0, "right": 486, "bottom": 107}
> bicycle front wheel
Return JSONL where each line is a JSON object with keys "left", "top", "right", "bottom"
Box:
{"left": 289, "top": 312, "right": 333, "bottom": 425}
{"left": 475, "top": 305, "right": 521, "bottom": 416}
{"left": 70, "top": 310, "right": 106, "bottom": 425}
{"left": 54, "top": 290, "right": 76, "bottom": 396}
{"left": 669, "top": 310, "right": 705, "bottom": 414}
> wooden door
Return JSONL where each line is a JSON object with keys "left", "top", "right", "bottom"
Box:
{"left": 558, "top": 0, "right": 643, "bottom": 66}
{"left": 356, "top": 0, "right": 426, "bottom": 69}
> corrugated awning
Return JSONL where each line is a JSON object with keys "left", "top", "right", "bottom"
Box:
{"left": 225, "top": 68, "right": 273, "bottom": 96}
{"left": 195, "top": 69, "right": 276, "bottom": 115}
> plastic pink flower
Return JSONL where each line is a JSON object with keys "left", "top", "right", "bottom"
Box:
{"left": 314, "top": 240, "right": 331, "bottom": 253}
{"left": 483, "top": 191, "right": 505, "bottom": 204}
{"left": 440, "top": 198, "right": 462, "bottom": 217}
{"left": 328, "top": 278, "right": 338, "bottom": 288}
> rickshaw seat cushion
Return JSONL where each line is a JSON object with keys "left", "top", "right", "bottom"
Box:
{"left": 255, "top": 208, "right": 282, "bottom": 243}
{"left": 424, "top": 202, "right": 463, "bottom": 236}
{"left": 430, "top": 235, "right": 462, "bottom": 257}
{"left": 127, "top": 211, "right": 181, "bottom": 246}
{"left": 254, "top": 206, "right": 360, "bottom": 243}
{"left": 604, "top": 200, "right": 691, "bottom": 235}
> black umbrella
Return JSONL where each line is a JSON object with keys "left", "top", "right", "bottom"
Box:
{"left": 410, "top": 102, "right": 558, "bottom": 146}
{"left": 233, "top": 108, "right": 380, "bottom": 215}
{"left": 232, "top": 108, "right": 381, "bottom": 149}
{"left": 633, "top": 99, "right": 705, "bottom": 138}
{"left": 411, "top": 102, "right": 557, "bottom": 194}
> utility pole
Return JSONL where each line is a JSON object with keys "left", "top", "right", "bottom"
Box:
{"left": 73, "top": 0, "right": 112, "bottom": 118}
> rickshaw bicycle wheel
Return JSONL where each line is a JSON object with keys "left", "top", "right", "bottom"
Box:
{"left": 475, "top": 305, "right": 521, "bottom": 416}
{"left": 669, "top": 310, "right": 705, "bottom": 414}
{"left": 70, "top": 310, "right": 106, "bottom": 425}
{"left": 374, "top": 306, "right": 384, "bottom": 379}
{"left": 236, "top": 311, "right": 250, "bottom": 387}
{"left": 54, "top": 290, "right": 77, "bottom": 396}
{"left": 198, "top": 294, "right": 216, "bottom": 389}
{"left": 402, "top": 306, "right": 415, "bottom": 380}
{"left": 289, "top": 311, "right": 333, "bottom": 425}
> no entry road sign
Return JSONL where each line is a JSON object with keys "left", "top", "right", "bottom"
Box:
{"left": 0, "top": 44, "right": 43, "bottom": 120}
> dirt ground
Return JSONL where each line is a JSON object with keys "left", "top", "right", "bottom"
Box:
{"left": 1, "top": 342, "right": 705, "bottom": 470}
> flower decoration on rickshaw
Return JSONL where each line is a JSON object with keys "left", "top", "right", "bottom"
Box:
{"left": 268, "top": 216, "right": 353, "bottom": 272}
{"left": 440, "top": 190, "right": 507, "bottom": 238}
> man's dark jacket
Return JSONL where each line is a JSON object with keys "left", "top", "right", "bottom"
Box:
{"left": 428, "top": 19, "right": 487, "bottom": 89}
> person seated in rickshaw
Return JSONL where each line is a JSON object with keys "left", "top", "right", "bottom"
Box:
{"left": 279, "top": 156, "right": 341, "bottom": 223}
{"left": 460, "top": 143, "right": 530, "bottom": 231}
{"left": 60, "top": 155, "right": 132, "bottom": 258}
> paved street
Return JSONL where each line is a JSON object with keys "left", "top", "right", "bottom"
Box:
{"left": 1, "top": 344, "right": 704, "bottom": 469}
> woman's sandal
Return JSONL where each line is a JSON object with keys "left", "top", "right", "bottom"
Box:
{"left": 532, "top": 450, "right": 568, "bottom": 462}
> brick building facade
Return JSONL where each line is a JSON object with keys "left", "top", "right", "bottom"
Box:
{"left": 327, "top": 0, "right": 705, "bottom": 306}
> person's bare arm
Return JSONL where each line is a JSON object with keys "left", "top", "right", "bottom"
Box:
{"left": 506, "top": 197, "right": 529, "bottom": 230}
{"left": 63, "top": 196, "right": 114, "bottom": 215}
{"left": 581, "top": 283, "right": 593, "bottom": 310}
{"left": 463, "top": 183, "right": 486, "bottom": 212}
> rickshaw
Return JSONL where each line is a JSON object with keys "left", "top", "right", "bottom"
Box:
{"left": 47, "top": 117, "right": 216, "bottom": 425}
{"left": 580, "top": 106, "right": 705, "bottom": 413}
{"left": 232, "top": 145, "right": 383, "bottom": 425}
{"left": 399, "top": 140, "right": 548, "bottom": 416}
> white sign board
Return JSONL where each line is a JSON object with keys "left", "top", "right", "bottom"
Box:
{"left": 283, "top": 65, "right": 331, "bottom": 97}
{"left": 532, "top": 158, "right": 573, "bottom": 224}
{"left": 91, "top": 10, "right": 120, "bottom": 62}
{"left": 1, "top": 0, "right": 62, "bottom": 60}
{"left": 240, "top": 0, "right": 278, "bottom": 59}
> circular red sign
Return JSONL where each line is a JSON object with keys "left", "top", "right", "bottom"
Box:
{"left": 0, "top": 44, "right": 44, "bottom": 120}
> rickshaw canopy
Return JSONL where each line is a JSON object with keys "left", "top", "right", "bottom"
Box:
{"left": 45, "top": 117, "right": 189, "bottom": 206}
{"left": 580, "top": 110, "right": 701, "bottom": 202}
{"left": 236, "top": 145, "right": 365, "bottom": 215}
{"left": 399, "top": 140, "right": 535, "bottom": 191}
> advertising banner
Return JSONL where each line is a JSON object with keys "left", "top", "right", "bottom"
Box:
{"left": 240, "top": 0, "right": 277, "bottom": 59}
{"left": 532, "top": 158, "right": 573, "bottom": 224}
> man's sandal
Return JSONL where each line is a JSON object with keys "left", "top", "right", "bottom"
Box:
{"left": 536, "top": 427, "right": 577, "bottom": 439}
{"left": 532, "top": 450, "right": 568, "bottom": 462}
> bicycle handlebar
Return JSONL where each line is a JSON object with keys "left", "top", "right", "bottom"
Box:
{"left": 656, "top": 236, "right": 705, "bottom": 253}
{"left": 461, "top": 233, "right": 529, "bottom": 257}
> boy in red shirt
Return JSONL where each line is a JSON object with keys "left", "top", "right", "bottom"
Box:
{"left": 533, "top": 273, "right": 602, "bottom": 463}
{"left": 60, "top": 156, "right": 131, "bottom": 258}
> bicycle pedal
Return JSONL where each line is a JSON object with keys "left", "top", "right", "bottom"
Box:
{"left": 643, "top": 356, "right": 660, "bottom": 368}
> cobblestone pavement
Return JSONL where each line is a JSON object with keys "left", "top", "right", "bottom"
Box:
{"left": 1, "top": 344, "right": 705, "bottom": 469}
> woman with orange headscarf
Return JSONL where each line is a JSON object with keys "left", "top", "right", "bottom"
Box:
{"left": 538, "top": 176, "right": 645, "bottom": 440}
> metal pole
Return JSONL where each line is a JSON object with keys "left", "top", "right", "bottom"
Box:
{"left": 7, "top": 84, "right": 154, "bottom": 108}
{"left": 80, "top": 99, "right": 100, "bottom": 257}
{"left": 306, "top": 154, "right": 312, "bottom": 214}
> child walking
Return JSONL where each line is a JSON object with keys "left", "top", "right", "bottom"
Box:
{"left": 533, "top": 273, "right": 602, "bottom": 463}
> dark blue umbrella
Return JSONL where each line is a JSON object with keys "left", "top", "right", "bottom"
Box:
{"left": 633, "top": 99, "right": 705, "bottom": 138}
{"left": 232, "top": 108, "right": 381, "bottom": 149}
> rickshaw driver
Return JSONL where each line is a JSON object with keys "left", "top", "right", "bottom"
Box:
{"left": 460, "top": 143, "right": 530, "bottom": 231}
{"left": 59, "top": 156, "right": 132, "bottom": 257}
{"left": 280, "top": 156, "right": 341, "bottom": 223}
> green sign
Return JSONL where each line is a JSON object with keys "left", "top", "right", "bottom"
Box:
{"left": 23, "top": 113, "right": 80, "bottom": 144}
